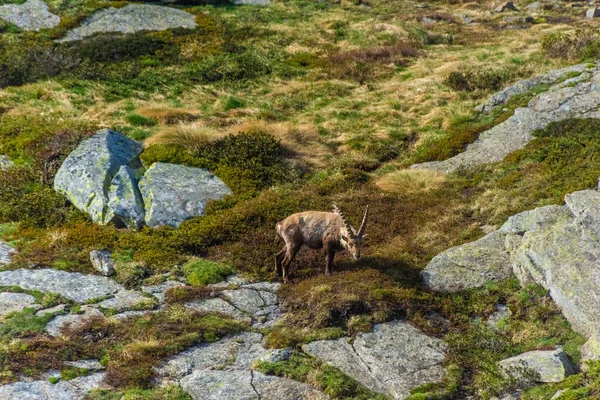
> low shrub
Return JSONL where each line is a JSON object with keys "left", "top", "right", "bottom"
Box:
{"left": 183, "top": 259, "right": 233, "bottom": 286}
{"left": 541, "top": 30, "right": 600, "bottom": 61}
{"left": 444, "top": 69, "right": 509, "bottom": 92}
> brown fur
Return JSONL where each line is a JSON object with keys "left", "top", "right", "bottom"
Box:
{"left": 275, "top": 205, "right": 368, "bottom": 283}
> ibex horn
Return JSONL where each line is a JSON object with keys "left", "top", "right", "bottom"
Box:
{"left": 357, "top": 205, "right": 369, "bottom": 237}
{"left": 333, "top": 203, "right": 355, "bottom": 238}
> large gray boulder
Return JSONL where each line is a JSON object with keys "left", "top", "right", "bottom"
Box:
{"left": 421, "top": 231, "right": 512, "bottom": 292}
{"left": 139, "top": 162, "right": 232, "bottom": 228}
{"left": 0, "top": 372, "right": 107, "bottom": 399}
{"left": 0, "top": 0, "right": 60, "bottom": 31}
{"left": 302, "top": 320, "right": 447, "bottom": 399}
{"left": 58, "top": 4, "right": 197, "bottom": 42}
{"left": 411, "top": 63, "right": 600, "bottom": 173}
{"left": 54, "top": 129, "right": 144, "bottom": 226}
{"left": 499, "top": 348, "right": 576, "bottom": 383}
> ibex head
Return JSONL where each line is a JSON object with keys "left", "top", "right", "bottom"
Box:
{"left": 333, "top": 204, "right": 369, "bottom": 260}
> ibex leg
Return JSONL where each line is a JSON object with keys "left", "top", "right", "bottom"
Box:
{"left": 275, "top": 247, "right": 286, "bottom": 277}
{"left": 282, "top": 244, "right": 300, "bottom": 283}
{"left": 325, "top": 247, "right": 335, "bottom": 276}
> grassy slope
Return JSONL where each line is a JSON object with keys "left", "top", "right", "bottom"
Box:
{"left": 1, "top": 0, "right": 600, "bottom": 398}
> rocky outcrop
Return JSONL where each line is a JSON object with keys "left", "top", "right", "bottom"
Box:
{"left": 54, "top": 129, "right": 144, "bottom": 226}
{"left": 0, "top": 292, "right": 39, "bottom": 317}
{"left": 54, "top": 130, "right": 231, "bottom": 229}
{"left": 499, "top": 348, "right": 575, "bottom": 383}
{"left": 411, "top": 63, "right": 600, "bottom": 173}
{"left": 139, "top": 162, "right": 231, "bottom": 228}
{"left": 0, "top": 240, "right": 16, "bottom": 266}
{"left": 421, "top": 186, "right": 600, "bottom": 342}
{"left": 0, "top": 0, "right": 60, "bottom": 31}
{"left": 0, "top": 372, "right": 107, "bottom": 399}
{"left": 58, "top": 4, "right": 197, "bottom": 42}
{"left": 302, "top": 321, "right": 447, "bottom": 399}
{"left": 89, "top": 250, "right": 115, "bottom": 277}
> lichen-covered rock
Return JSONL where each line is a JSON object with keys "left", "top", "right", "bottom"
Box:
{"left": 58, "top": 4, "right": 197, "bottom": 42}
{"left": 64, "top": 359, "right": 105, "bottom": 371}
{"left": 90, "top": 250, "right": 115, "bottom": 277}
{"left": 0, "top": 240, "right": 16, "bottom": 266}
{"left": 499, "top": 348, "right": 576, "bottom": 383}
{"left": 35, "top": 304, "right": 65, "bottom": 317}
{"left": 107, "top": 165, "right": 146, "bottom": 230}
{"left": 303, "top": 320, "right": 447, "bottom": 399}
{"left": 411, "top": 64, "right": 600, "bottom": 173}
{"left": 180, "top": 370, "right": 328, "bottom": 400}
{"left": 421, "top": 231, "right": 512, "bottom": 292}
{"left": 45, "top": 305, "right": 105, "bottom": 337}
{"left": 0, "top": 268, "right": 122, "bottom": 303}
{"left": 0, "top": 292, "right": 38, "bottom": 317}
{"left": 54, "top": 129, "right": 143, "bottom": 226}
{"left": 0, "top": 372, "right": 107, "bottom": 399}
{"left": 139, "top": 162, "right": 232, "bottom": 228}
{"left": 0, "top": 0, "right": 60, "bottom": 31}
{"left": 185, "top": 297, "right": 251, "bottom": 323}
{"left": 141, "top": 280, "right": 186, "bottom": 303}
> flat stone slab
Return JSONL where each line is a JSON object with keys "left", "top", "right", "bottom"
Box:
{"left": 156, "top": 332, "right": 268, "bottom": 380}
{"left": 97, "top": 289, "right": 150, "bottom": 311}
{"left": 412, "top": 64, "right": 600, "bottom": 173}
{"left": 303, "top": 320, "right": 447, "bottom": 399}
{"left": 45, "top": 306, "right": 104, "bottom": 337}
{"left": 180, "top": 370, "right": 328, "bottom": 400}
{"left": 0, "top": 372, "right": 107, "bottom": 399}
{"left": 0, "top": 292, "right": 38, "bottom": 317}
{"left": 58, "top": 4, "right": 197, "bottom": 42}
{"left": 64, "top": 359, "right": 104, "bottom": 371}
{"left": 0, "top": 269, "right": 122, "bottom": 303}
{"left": 0, "top": 240, "right": 16, "bottom": 266}
{"left": 0, "top": 0, "right": 60, "bottom": 31}
{"left": 499, "top": 348, "right": 576, "bottom": 383}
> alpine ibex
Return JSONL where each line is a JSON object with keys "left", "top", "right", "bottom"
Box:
{"left": 275, "top": 204, "right": 369, "bottom": 283}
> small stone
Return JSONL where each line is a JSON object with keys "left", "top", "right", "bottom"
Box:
{"left": 45, "top": 306, "right": 105, "bottom": 337}
{"left": 35, "top": 304, "right": 66, "bottom": 317}
{"left": 525, "top": 1, "right": 541, "bottom": 9}
{"left": 0, "top": 241, "right": 16, "bottom": 266}
{"left": 499, "top": 348, "right": 576, "bottom": 384}
{"left": 487, "top": 304, "right": 513, "bottom": 328}
{"left": 551, "top": 390, "right": 566, "bottom": 399}
{"left": 0, "top": 155, "right": 14, "bottom": 170}
{"left": 421, "top": 17, "right": 436, "bottom": 25}
{"left": 89, "top": 250, "right": 115, "bottom": 277}
{"left": 259, "top": 347, "right": 293, "bottom": 363}
{"left": 0, "top": 292, "right": 38, "bottom": 317}
{"left": 233, "top": 0, "right": 270, "bottom": 4}
{"left": 586, "top": 7, "right": 600, "bottom": 17}
{"left": 64, "top": 359, "right": 104, "bottom": 371}
{"left": 495, "top": 1, "right": 518, "bottom": 12}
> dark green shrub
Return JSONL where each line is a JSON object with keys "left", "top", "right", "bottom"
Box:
{"left": 444, "top": 69, "right": 508, "bottom": 92}
{"left": 125, "top": 113, "right": 157, "bottom": 127}
{"left": 222, "top": 96, "right": 246, "bottom": 111}
{"left": 541, "top": 30, "right": 600, "bottom": 61}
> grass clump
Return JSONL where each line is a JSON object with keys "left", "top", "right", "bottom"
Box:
{"left": 0, "top": 308, "right": 54, "bottom": 339}
{"left": 376, "top": 169, "right": 447, "bottom": 195}
{"left": 183, "top": 259, "right": 233, "bottom": 286}
{"left": 125, "top": 113, "right": 157, "bottom": 127}
{"left": 255, "top": 351, "right": 389, "bottom": 400}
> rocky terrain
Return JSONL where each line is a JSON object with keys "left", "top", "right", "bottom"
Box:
{"left": 3, "top": 0, "right": 600, "bottom": 399}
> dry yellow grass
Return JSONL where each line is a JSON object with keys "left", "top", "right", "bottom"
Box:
{"left": 136, "top": 107, "right": 198, "bottom": 125}
{"left": 144, "top": 122, "right": 224, "bottom": 153}
{"left": 376, "top": 169, "right": 447, "bottom": 195}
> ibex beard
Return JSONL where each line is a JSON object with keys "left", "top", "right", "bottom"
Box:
{"left": 274, "top": 204, "right": 368, "bottom": 283}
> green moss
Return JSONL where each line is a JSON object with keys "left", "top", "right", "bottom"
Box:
{"left": 0, "top": 308, "right": 54, "bottom": 340}
{"left": 87, "top": 385, "right": 193, "bottom": 400}
{"left": 255, "top": 352, "right": 389, "bottom": 400}
{"left": 125, "top": 113, "right": 157, "bottom": 127}
{"left": 60, "top": 366, "right": 89, "bottom": 380}
{"left": 183, "top": 259, "right": 233, "bottom": 286}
